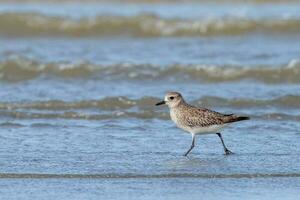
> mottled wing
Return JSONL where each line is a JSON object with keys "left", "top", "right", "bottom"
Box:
{"left": 182, "top": 106, "right": 232, "bottom": 128}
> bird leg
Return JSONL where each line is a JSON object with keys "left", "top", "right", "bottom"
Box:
{"left": 216, "top": 133, "right": 233, "bottom": 155}
{"left": 184, "top": 134, "right": 195, "bottom": 156}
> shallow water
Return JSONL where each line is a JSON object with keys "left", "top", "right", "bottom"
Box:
{"left": 0, "top": 1, "right": 299, "bottom": 199}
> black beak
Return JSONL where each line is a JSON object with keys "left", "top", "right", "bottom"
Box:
{"left": 155, "top": 100, "right": 166, "bottom": 106}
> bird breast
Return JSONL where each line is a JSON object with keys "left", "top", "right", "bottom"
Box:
{"left": 170, "top": 109, "right": 191, "bottom": 132}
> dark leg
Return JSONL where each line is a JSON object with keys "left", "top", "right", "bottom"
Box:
{"left": 184, "top": 134, "right": 195, "bottom": 156}
{"left": 216, "top": 133, "right": 233, "bottom": 155}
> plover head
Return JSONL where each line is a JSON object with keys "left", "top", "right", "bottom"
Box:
{"left": 155, "top": 92, "right": 184, "bottom": 108}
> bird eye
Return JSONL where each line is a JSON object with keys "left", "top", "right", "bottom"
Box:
{"left": 170, "top": 96, "right": 174, "bottom": 100}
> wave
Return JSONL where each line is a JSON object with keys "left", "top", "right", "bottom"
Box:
{"left": 1, "top": 57, "right": 300, "bottom": 83}
{"left": 0, "top": 0, "right": 298, "bottom": 3}
{"left": 0, "top": 96, "right": 299, "bottom": 121}
{"left": 0, "top": 110, "right": 168, "bottom": 120}
{"left": 1, "top": 95, "right": 300, "bottom": 110}
{"left": 199, "top": 95, "right": 300, "bottom": 107}
{"left": 1, "top": 110, "right": 300, "bottom": 121}
{"left": 1, "top": 13, "right": 300, "bottom": 37}
{"left": 0, "top": 122, "right": 25, "bottom": 127}
{"left": 0, "top": 97, "right": 157, "bottom": 110}
{"left": 0, "top": 0, "right": 299, "bottom": 3}
{"left": 0, "top": 122, "right": 89, "bottom": 128}
{"left": 0, "top": 172, "right": 299, "bottom": 179}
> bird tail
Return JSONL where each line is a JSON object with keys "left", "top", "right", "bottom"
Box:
{"left": 224, "top": 115, "right": 250, "bottom": 123}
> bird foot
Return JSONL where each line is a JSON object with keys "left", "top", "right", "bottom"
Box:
{"left": 225, "top": 149, "right": 234, "bottom": 155}
{"left": 183, "top": 152, "right": 190, "bottom": 157}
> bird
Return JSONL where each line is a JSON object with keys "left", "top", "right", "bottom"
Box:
{"left": 155, "top": 92, "right": 249, "bottom": 156}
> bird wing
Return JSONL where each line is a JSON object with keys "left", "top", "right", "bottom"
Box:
{"left": 182, "top": 107, "right": 232, "bottom": 127}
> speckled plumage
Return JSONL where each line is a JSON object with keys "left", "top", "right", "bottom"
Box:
{"left": 156, "top": 91, "right": 249, "bottom": 156}
{"left": 171, "top": 101, "right": 247, "bottom": 133}
{"left": 167, "top": 92, "right": 248, "bottom": 133}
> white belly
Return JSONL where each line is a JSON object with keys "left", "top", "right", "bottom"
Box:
{"left": 189, "top": 124, "right": 228, "bottom": 135}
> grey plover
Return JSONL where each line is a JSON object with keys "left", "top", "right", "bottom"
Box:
{"left": 156, "top": 92, "right": 249, "bottom": 156}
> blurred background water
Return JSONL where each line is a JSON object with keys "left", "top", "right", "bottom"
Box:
{"left": 0, "top": 0, "right": 299, "bottom": 199}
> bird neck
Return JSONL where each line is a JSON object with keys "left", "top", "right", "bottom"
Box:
{"left": 170, "top": 99, "right": 187, "bottom": 110}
